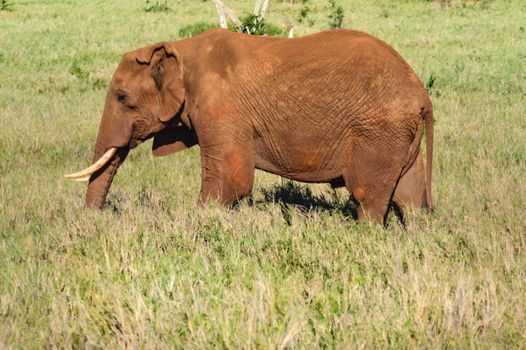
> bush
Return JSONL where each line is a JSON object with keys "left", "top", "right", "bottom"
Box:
{"left": 297, "top": 5, "right": 310, "bottom": 23}
{"left": 237, "top": 14, "right": 285, "bottom": 36}
{"left": 328, "top": 0, "right": 344, "bottom": 29}
{"left": 238, "top": 14, "right": 266, "bottom": 35}
{"left": 179, "top": 22, "right": 218, "bottom": 38}
{"left": 0, "top": 0, "right": 13, "bottom": 11}
{"left": 144, "top": 0, "right": 170, "bottom": 13}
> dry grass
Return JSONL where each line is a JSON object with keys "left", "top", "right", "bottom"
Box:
{"left": 1, "top": 0, "right": 525, "bottom": 348}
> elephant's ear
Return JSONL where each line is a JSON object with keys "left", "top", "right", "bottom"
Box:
{"left": 135, "top": 42, "right": 171, "bottom": 64}
{"left": 152, "top": 123, "right": 198, "bottom": 157}
{"left": 136, "top": 42, "right": 185, "bottom": 123}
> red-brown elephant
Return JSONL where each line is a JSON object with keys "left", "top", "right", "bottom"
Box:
{"left": 66, "top": 28, "right": 434, "bottom": 225}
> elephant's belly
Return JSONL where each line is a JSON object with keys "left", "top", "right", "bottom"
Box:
{"left": 253, "top": 139, "right": 346, "bottom": 183}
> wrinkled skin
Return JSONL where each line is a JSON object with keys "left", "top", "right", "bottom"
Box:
{"left": 82, "top": 28, "right": 434, "bottom": 225}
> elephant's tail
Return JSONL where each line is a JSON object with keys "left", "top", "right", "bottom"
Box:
{"left": 423, "top": 103, "right": 434, "bottom": 212}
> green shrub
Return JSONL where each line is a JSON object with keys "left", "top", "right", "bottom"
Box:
{"left": 238, "top": 14, "right": 266, "bottom": 35}
{"left": 179, "top": 22, "right": 218, "bottom": 38}
{"left": 328, "top": 0, "right": 344, "bottom": 29}
{"left": 425, "top": 73, "right": 441, "bottom": 96}
{"left": 144, "top": 0, "right": 170, "bottom": 12}
{"left": 297, "top": 6, "right": 310, "bottom": 23}
{"left": 0, "top": 0, "right": 13, "bottom": 11}
{"left": 69, "top": 61, "right": 89, "bottom": 81}
{"left": 237, "top": 14, "right": 285, "bottom": 36}
{"left": 297, "top": 5, "right": 316, "bottom": 27}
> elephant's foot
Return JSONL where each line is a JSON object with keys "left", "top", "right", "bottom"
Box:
{"left": 197, "top": 182, "right": 253, "bottom": 207}
{"left": 353, "top": 189, "right": 394, "bottom": 226}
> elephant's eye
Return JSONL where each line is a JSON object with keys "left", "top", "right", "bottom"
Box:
{"left": 117, "top": 91, "right": 128, "bottom": 103}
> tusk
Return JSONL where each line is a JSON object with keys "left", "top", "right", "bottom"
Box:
{"left": 74, "top": 176, "right": 90, "bottom": 182}
{"left": 64, "top": 147, "right": 117, "bottom": 179}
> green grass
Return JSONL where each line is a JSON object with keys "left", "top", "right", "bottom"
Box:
{"left": 1, "top": 0, "right": 525, "bottom": 348}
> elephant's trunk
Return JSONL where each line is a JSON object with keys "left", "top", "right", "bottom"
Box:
{"left": 85, "top": 147, "right": 129, "bottom": 210}
{"left": 64, "top": 106, "right": 132, "bottom": 210}
{"left": 72, "top": 94, "right": 133, "bottom": 210}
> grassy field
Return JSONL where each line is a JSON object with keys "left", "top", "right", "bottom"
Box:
{"left": 1, "top": 0, "right": 525, "bottom": 348}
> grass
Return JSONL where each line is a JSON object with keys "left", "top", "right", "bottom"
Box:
{"left": 1, "top": 0, "right": 525, "bottom": 348}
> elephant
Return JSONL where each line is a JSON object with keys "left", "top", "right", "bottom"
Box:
{"left": 65, "top": 28, "right": 434, "bottom": 225}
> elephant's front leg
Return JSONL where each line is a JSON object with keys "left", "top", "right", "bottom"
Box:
{"left": 198, "top": 143, "right": 255, "bottom": 206}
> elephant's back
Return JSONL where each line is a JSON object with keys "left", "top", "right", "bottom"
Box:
{"left": 247, "top": 29, "right": 427, "bottom": 113}
{"left": 243, "top": 31, "right": 427, "bottom": 126}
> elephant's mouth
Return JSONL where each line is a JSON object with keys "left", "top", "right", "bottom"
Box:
{"left": 64, "top": 147, "right": 118, "bottom": 182}
{"left": 128, "top": 138, "right": 144, "bottom": 149}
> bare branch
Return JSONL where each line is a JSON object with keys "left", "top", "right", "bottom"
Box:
{"left": 211, "top": 0, "right": 228, "bottom": 28}
{"left": 212, "top": 0, "right": 242, "bottom": 28}
{"left": 284, "top": 19, "right": 294, "bottom": 38}
{"left": 260, "top": 0, "right": 270, "bottom": 18}
{"left": 223, "top": 2, "right": 242, "bottom": 27}
{"left": 254, "top": 0, "right": 262, "bottom": 15}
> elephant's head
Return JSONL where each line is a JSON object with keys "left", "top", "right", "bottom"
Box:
{"left": 65, "top": 42, "right": 197, "bottom": 209}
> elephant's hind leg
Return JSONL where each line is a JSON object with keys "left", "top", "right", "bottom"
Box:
{"left": 392, "top": 150, "right": 426, "bottom": 219}
{"left": 344, "top": 144, "right": 408, "bottom": 226}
